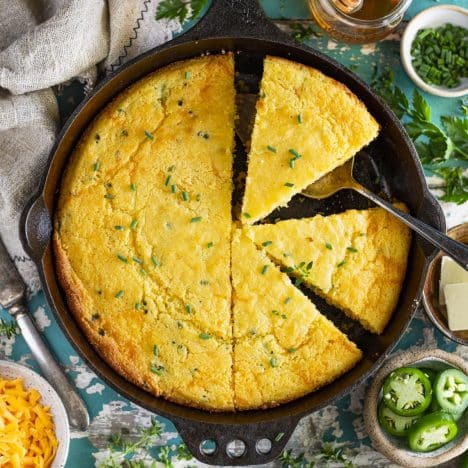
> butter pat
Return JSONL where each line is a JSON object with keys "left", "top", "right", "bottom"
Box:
{"left": 439, "top": 256, "right": 468, "bottom": 305}
{"left": 444, "top": 283, "right": 468, "bottom": 331}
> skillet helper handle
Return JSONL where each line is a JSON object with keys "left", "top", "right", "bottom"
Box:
{"left": 173, "top": 416, "right": 300, "bottom": 465}
{"left": 358, "top": 186, "right": 468, "bottom": 270}
{"left": 10, "top": 303, "right": 90, "bottom": 430}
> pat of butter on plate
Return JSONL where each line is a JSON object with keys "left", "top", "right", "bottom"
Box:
{"left": 444, "top": 283, "right": 468, "bottom": 331}
{"left": 439, "top": 256, "right": 468, "bottom": 305}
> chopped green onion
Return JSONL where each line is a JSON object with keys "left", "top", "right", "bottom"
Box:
{"left": 144, "top": 130, "right": 154, "bottom": 140}
{"left": 186, "top": 304, "right": 192, "bottom": 314}
{"left": 284, "top": 297, "right": 291, "bottom": 304}
{"left": 151, "top": 256, "right": 160, "bottom": 267}
{"left": 140, "top": 268, "right": 147, "bottom": 276}
{"left": 130, "top": 219, "right": 138, "bottom": 230}
{"left": 288, "top": 149, "right": 302, "bottom": 159}
{"left": 207, "top": 242, "right": 214, "bottom": 248}
{"left": 262, "top": 241, "right": 272, "bottom": 247}
{"left": 117, "top": 253, "right": 128, "bottom": 263}
{"left": 284, "top": 182, "right": 294, "bottom": 187}
{"left": 306, "top": 261, "right": 313, "bottom": 270}
{"left": 287, "top": 348, "right": 297, "bottom": 353}
{"left": 115, "top": 290, "right": 124, "bottom": 299}
{"left": 261, "top": 265, "right": 269, "bottom": 275}
{"left": 135, "top": 303, "right": 142, "bottom": 310}
{"left": 289, "top": 159, "right": 295, "bottom": 169}
{"left": 275, "top": 432, "right": 285, "bottom": 442}
{"left": 270, "top": 357, "right": 277, "bottom": 368}
{"left": 130, "top": 183, "right": 136, "bottom": 191}
{"left": 153, "top": 345, "right": 159, "bottom": 356}
{"left": 267, "top": 145, "right": 277, "bottom": 153}
{"left": 93, "top": 162, "right": 100, "bottom": 171}
{"left": 337, "top": 260, "right": 346, "bottom": 267}
{"left": 114, "top": 225, "right": 125, "bottom": 231}
{"left": 243, "top": 212, "right": 251, "bottom": 218}
{"left": 171, "top": 184, "right": 177, "bottom": 193}
{"left": 297, "top": 113, "right": 303, "bottom": 124}
{"left": 104, "top": 194, "right": 114, "bottom": 199}
{"left": 167, "top": 165, "right": 176, "bottom": 172}
{"left": 182, "top": 191, "right": 189, "bottom": 201}
{"left": 132, "top": 256, "right": 143, "bottom": 264}
{"left": 347, "top": 246, "right": 358, "bottom": 253}
{"left": 185, "top": 71, "right": 191, "bottom": 80}
{"left": 325, "top": 242, "right": 333, "bottom": 250}
{"left": 190, "top": 216, "right": 202, "bottom": 223}
{"left": 165, "top": 175, "right": 171, "bottom": 186}
{"left": 150, "top": 364, "right": 164, "bottom": 376}
{"left": 199, "top": 332, "right": 212, "bottom": 340}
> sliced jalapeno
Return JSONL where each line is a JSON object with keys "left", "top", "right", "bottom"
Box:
{"left": 434, "top": 368, "right": 468, "bottom": 415}
{"left": 378, "top": 401, "right": 420, "bottom": 437}
{"left": 430, "top": 398, "right": 464, "bottom": 421}
{"left": 383, "top": 367, "right": 432, "bottom": 416}
{"left": 420, "top": 368, "right": 437, "bottom": 384}
{"left": 407, "top": 411, "right": 458, "bottom": 452}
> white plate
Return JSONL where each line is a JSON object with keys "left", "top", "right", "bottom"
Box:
{"left": 0, "top": 360, "right": 70, "bottom": 468}
{"left": 400, "top": 5, "right": 468, "bottom": 97}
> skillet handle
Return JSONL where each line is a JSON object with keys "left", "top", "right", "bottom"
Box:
{"left": 172, "top": 0, "right": 288, "bottom": 42}
{"left": 172, "top": 415, "right": 300, "bottom": 465}
{"left": 20, "top": 195, "right": 52, "bottom": 263}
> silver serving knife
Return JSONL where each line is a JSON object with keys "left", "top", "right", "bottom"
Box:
{"left": 0, "top": 236, "right": 89, "bottom": 430}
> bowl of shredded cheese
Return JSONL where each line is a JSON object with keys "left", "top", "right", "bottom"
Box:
{"left": 0, "top": 360, "right": 69, "bottom": 467}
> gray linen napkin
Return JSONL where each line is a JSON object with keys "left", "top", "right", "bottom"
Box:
{"left": 0, "top": 0, "right": 181, "bottom": 293}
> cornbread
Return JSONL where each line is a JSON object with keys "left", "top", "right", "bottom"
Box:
{"left": 241, "top": 56, "right": 380, "bottom": 224}
{"left": 0, "top": 378, "right": 58, "bottom": 467}
{"left": 245, "top": 205, "right": 412, "bottom": 334}
{"left": 54, "top": 54, "right": 236, "bottom": 411}
{"left": 232, "top": 229, "right": 362, "bottom": 409}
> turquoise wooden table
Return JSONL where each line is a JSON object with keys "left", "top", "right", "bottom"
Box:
{"left": 1, "top": 1, "right": 467, "bottom": 466}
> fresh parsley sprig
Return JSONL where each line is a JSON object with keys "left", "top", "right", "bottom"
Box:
{"left": 0, "top": 318, "right": 17, "bottom": 339}
{"left": 372, "top": 69, "right": 468, "bottom": 204}
{"left": 156, "top": 0, "right": 208, "bottom": 24}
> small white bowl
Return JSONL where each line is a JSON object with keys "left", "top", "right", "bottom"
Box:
{"left": 0, "top": 360, "right": 70, "bottom": 468}
{"left": 363, "top": 349, "right": 468, "bottom": 467}
{"left": 401, "top": 5, "right": 468, "bottom": 98}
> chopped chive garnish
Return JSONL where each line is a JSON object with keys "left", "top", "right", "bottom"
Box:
{"left": 243, "top": 212, "right": 251, "bottom": 219}
{"left": 151, "top": 256, "right": 160, "bottom": 267}
{"left": 207, "top": 242, "right": 214, "bottom": 248}
{"left": 284, "top": 182, "right": 294, "bottom": 187}
{"left": 337, "top": 260, "right": 346, "bottom": 267}
{"left": 135, "top": 303, "right": 142, "bottom": 310}
{"left": 114, "top": 225, "right": 125, "bottom": 231}
{"left": 115, "top": 290, "right": 124, "bottom": 299}
{"left": 93, "top": 162, "right": 100, "bottom": 171}
{"left": 140, "top": 268, "right": 147, "bottom": 276}
{"left": 130, "top": 219, "right": 138, "bottom": 230}
{"left": 144, "top": 130, "right": 154, "bottom": 140}
{"left": 284, "top": 297, "right": 291, "bottom": 304}
{"left": 199, "top": 332, "right": 212, "bottom": 340}
{"left": 181, "top": 191, "right": 189, "bottom": 201}
{"left": 150, "top": 364, "right": 164, "bottom": 376}
{"left": 167, "top": 165, "right": 176, "bottom": 172}
{"left": 117, "top": 253, "right": 128, "bottom": 263}
{"left": 132, "top": 256, "right": 143, "bottom": 264}
{"left": 261, "top": 265, "right": 269, "bottom": 275}
{"left": 325, "top": 242, "right": 333, "bottom": 250}
{"left": 272, "top": 310, "right": 280, "bottom": 316}
{"left": 184, "top": 71, "right": 191, "bottom": 80}
{"left": 297, "top": 113, "right": 303, "bottom": 124}
{"left": 288, "top": 149, "right": 301, "bottom": 159}
{"left": 171, "top": 184, "right": 177, "bottom": 193}
{"left": 165, "top": 175, "right": 172, "bottom": 186}
{"left": 153, "top": 345, "right": 159, "bottom": 356}
{"left": 186, "top": 304, "right": 192, "bottom": 314}
{"left": 289, "top": 159, "right": 295, "bottom": 169}
{"left": 275, "top": 432, "right": 285, "bottom": 442}
{"left": 130, "top": 183, "right": 136, "bottom": 191}
{"left": 262, "top": 241, "right": 272, "bottom": 247}
{"left": 281, "top": 314, "right": 287, "bottom": 319}
{"left": 190, "top": 216, "right": 202, "bottom": 223}
{"left": 287, "top": 348, "right": 297, "bottom": 353}
{"left": 347, "top": 246, "right": 358, "bottom": 253}
{"left": 104, "top": 194, "right": 114, "bottom": 199}
{"left": 267, "top": 145, "right": 277, "bottom": 153}
{"left": 270, "top": 357, "right": 277, "bottom": 368}
{"left": 306, "top": 261, "right": 313, "bottom": 270}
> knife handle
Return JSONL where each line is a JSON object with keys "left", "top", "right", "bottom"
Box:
{"left": 11, "top": 304, "right": 90, "bottom": 430}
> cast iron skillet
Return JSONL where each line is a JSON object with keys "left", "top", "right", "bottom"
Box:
{"left": 21, "top": 0, "right": 445, "bottom": 465}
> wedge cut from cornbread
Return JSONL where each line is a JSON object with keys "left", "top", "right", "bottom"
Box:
{"left": 245, "top": 205, "right": 412, "bottom": 334}
{"left": 54, "top": 54, "right": 235, "bottom": 411}
{"left": 241, "top": 56, "right": 380, "bottom": 224}
{"left": 231, "top": 228, "right": 362, "bottom": 410}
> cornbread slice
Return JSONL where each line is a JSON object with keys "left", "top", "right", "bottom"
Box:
{"left": 54, "top": 54, "right": 235, "bottom": 410}
{"left": 241, "top": 56, "right": 380, "bottom": 223}
{"left": 245, "top": 205, "right": 412, "bottom": 334}
{"left": 231, "top": 229, "right": 362, "bottom": 409}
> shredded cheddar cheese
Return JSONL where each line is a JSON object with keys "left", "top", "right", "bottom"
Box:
{"left": 0, "top": 377, "right": 58, "bottom": 467}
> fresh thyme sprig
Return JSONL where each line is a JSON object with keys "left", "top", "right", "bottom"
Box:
{"left": 156, "top": 0, "right": 208, "bottom": 24}
{"left": 0, "top": 318, "right": 17, "bottom": 339}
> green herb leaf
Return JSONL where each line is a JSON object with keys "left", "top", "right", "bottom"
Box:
{"left": 0, "top": 319, "right": 16, "bottom": 339}
{"left": 156, "top": 0, "right": 208, "bottom": 24}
